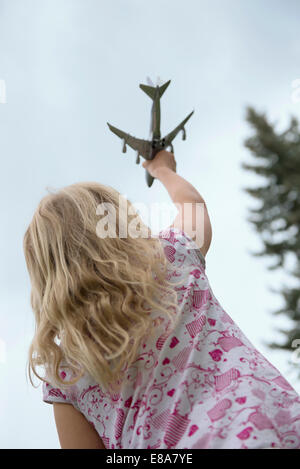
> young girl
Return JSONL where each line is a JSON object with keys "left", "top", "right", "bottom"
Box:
{"left": 24, "top": 150, "right": 300, "bottom": 449}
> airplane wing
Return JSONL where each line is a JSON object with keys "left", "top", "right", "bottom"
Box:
{"left": 107, "top": 123, "right": 152, "bottom": 160}
{"left": 162, "top": 110, "right": 194, "bottom": 147}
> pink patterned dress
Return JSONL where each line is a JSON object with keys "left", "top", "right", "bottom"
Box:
{"left": 43, "top": 227, "right": 300, "bottom": 449}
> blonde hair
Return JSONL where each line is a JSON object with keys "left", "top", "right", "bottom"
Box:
{"left": 24, "top": 182, "right": 184, "bottom": 392}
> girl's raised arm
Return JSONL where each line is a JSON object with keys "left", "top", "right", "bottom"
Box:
{"left": 143, "top": 151, "right": 212, "bottom": 257}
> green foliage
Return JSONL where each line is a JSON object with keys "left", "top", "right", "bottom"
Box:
{"left": 243, "top": 107, "right": 300, "bottom": 352}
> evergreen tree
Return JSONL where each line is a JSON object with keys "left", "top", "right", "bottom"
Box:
{"left": 243, "top": 107, "right": 300, "bottom": 354}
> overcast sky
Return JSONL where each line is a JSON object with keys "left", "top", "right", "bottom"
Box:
{"left": 1, "top": 0, "right": 300, "bottom": 448}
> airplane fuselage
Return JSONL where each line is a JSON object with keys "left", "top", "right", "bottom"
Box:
{"left": 149, "top": 86, "right": 166, "bottom": 159}
{"left": 150, "top": 86, "right": 161, "bottom": 140}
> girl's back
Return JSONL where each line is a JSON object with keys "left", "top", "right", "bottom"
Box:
{"left": 43, "top": 227, "right": 300, "bottom": 449}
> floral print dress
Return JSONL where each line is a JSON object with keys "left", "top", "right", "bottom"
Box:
{"left": 43, "top": 227, "right": 300, "bottom": 449}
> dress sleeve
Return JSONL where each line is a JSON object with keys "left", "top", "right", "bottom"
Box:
{"left": 159, "top": 226, "right": 206, "bottom": 270}
{"left": 42, "top": 380, "right": 71, "bottom": 405}
{"left": 42, "top": 367, "right": 77, "bottom": 406}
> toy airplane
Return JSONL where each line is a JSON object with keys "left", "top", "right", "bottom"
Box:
{"left": 107, "top": 77, "right": 194, "bottom": 187}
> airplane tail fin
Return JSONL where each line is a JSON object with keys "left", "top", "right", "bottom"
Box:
{"left": 139, "top": 80, "right": 171, "bottom": 100}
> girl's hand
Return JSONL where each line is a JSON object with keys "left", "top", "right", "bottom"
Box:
{"left": 142, "top": 150, "right": 177, "bottom": 179}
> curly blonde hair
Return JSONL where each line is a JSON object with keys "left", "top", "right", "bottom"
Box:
{"left": 24, "top": 182, "right": 184, "bottom": 392}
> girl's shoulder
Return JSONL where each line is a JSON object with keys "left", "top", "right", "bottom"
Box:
{"left": 157, "top": 226, "right": 206, "bottom": 271}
